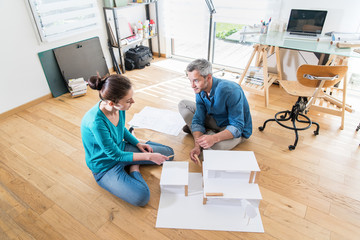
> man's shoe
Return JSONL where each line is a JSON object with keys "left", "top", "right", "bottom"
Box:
{"left": 182, "top": 125, "right": 191, "bottom": 134}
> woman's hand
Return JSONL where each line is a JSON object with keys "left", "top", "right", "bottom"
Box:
{"left": 148, "top": 153, "right": 168, "bottom": 165}
{"left": 136, "top": 143, "right": 153, "bottom": 153}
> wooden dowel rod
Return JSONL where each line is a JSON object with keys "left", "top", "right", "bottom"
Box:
{"left": 205, "top": 192, "right": 224, "bottom": 196}
{"left": 194, "top": 154, "right": 201, "bottom": 166}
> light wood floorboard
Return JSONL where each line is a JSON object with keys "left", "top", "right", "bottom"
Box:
{"left": 0, "top": 58, "right": 359, "bottom": 239}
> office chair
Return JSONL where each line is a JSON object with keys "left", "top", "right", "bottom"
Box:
{"left": 258, "top": 64, "right": 348, "bottom": 150}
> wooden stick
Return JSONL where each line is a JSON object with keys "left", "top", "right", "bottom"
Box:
{"left": 205, "top": 192, "right": 224, "bottom": 197}
{"left": 167, "top": 154, "right": 174, "bottom": 158}
{"left": 194, "top": 154, "right": 201, "bottom": 166}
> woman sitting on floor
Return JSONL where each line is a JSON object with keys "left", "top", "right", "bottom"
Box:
{"left": 81, "top": 74, "right": 174, "bottom": 206}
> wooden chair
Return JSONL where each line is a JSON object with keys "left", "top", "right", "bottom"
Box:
{"left": 316, "top": 55, "right": 353, "bottom": 130}
{"left": 258, "top": 64, "right": 348, "bottom": 150}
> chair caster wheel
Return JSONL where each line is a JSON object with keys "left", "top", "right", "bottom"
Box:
{"left": 314, "top": 131, "right": 319, "bottom": 135}
{"left": 258, "top": 126, "right": 264, "bottom": 131}
{"left": 288, "top": 145, "right": 296, "bottom": 150}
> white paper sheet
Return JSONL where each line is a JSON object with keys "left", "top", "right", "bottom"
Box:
{"left": 128, "top": 107, "right": 185, "bottom": 136}
{"left": 156, "top": 173, "right": 264, "bottom": 232}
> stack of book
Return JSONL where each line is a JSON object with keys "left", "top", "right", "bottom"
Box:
{"left": 67, "top": 78, "right": 87, "bottom": 97}
{"left": 244, "top": 67, "right": 264, "bottom": 86}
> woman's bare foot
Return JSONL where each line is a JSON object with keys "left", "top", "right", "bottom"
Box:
{"left": 129, "top": 164, "right": 140, "bottom": 173}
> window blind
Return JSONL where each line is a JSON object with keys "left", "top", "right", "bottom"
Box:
{"left": 27, "top": 0, "right": 99, "bottom": 42}
{"left": 161, "top": 0, "right": 210, "bottom": 40}
{"left": 161, "top": 0, "right": 281, "bottom": 40}
{"left": 212, "top": 0, "right": 282, "bottom": 25}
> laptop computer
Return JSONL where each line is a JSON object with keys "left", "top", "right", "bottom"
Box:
{"left": 285, "top": 9, "right": 327, "bottom": 40}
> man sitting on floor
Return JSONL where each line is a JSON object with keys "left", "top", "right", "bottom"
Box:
{"left": 178, "top": 58, "right": 252, "bottom": 163}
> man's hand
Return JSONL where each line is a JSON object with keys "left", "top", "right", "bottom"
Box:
{"left": 136, "top": 143, "right": 153, "bottom": 153}
{"left": 190, "top": 146, "right": 201, "bottom": 164}
{"left": 196, "top": 135, "right": 217, "bottom": 149}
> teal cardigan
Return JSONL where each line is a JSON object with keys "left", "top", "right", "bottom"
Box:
{"left": 81, "top": 102, "right": 139, "bottom": 173}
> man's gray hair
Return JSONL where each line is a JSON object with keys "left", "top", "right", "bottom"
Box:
{"left": 186, "top": 59, "right": 212, "bottom": 77}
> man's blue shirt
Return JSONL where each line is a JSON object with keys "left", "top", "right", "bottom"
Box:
{"left": 191, "top": 76, "right": 252, "bottom": 138}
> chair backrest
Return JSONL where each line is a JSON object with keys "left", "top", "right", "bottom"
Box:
{"left": 296, "top": 65, "right": 348, "bottom": 88}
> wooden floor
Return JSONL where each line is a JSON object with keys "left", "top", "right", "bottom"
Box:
{"left": 1, "top": 58, "right": 360, "bottom": 240}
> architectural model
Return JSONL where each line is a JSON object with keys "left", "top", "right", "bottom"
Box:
{"left": 157, "top": 150, "right": 263, "bottom": 231}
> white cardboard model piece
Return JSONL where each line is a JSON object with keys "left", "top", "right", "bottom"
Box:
{"left": 157, "top": 151, "right": 264, "bottom": 232}
{"left": 202, "top": 150, "right": 262, "bottom": 206}
{"left": 160, "top": 161, "right": 189, "bottom": 196}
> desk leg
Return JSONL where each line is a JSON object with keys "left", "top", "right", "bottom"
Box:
{"left": 238, "top": 45, "right": 259, "bottom": 85}
{"left": 335, "top": 56, "right": 348, "bottom": 130}
{"left": 262, "top": 47, "right": 270, "bottom": 107}
{"left": 275, "top": 46, "right": 283, "bottom": 81}
{"left": 341, "top": 72, "right": 347, "bottom": 130}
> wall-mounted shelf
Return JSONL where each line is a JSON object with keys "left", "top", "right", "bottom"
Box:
{"left": 103, "top": 0, "right": 160, "bottom": 73}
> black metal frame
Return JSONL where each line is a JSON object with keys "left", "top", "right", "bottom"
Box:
{"left": 103, "top": 1, "right": 161, "bottom": 74}
{"left": 258, "top": 96, "right": 320, "bottom": 150}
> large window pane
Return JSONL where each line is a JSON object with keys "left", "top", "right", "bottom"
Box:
{"left": 213, "top": 22, "right": 254, "bottom": 69}
{"left": 162, "top": 0, "right": 210, "bottom": 60}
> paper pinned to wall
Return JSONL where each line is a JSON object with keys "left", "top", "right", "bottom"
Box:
{"left": 128, "top": 107, "right": 185, "bottom": 136}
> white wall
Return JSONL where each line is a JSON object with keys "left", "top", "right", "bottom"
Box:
{"left": 278, "top": 0, "right": 360, "bottom": 34}
{"left": 0, "top": 0, "right": 165, "bottom": 114}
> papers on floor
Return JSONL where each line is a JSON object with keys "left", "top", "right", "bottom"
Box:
{"left": 128, "top": 106, "right": 185, "bottom": 136}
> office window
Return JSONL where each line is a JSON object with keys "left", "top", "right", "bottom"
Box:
{"left": 27, "top": 0, "right": 100, "bottom": 42}
{"left": 212, "top": 0, "right": 281, "bottom": 69}
{"left": 162, "top": 0, "right": 210, "bottom": 59}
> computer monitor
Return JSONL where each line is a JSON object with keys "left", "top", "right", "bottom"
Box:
{"left": 286, "top": 9, "right": 327, "bottom": 36}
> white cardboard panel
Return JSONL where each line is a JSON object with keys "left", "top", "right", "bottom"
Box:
{"left": 160, "top": 161, "right": 189, "bottom": 186}
{"left": 203, "top": 150, "right": 260, "bottom": 172}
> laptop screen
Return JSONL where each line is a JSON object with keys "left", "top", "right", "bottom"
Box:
{"left": 286, "top": 9, "right": 327, "bottom": 34}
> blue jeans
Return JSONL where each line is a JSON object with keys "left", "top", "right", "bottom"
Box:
{"left": 93, "top": 141, "right": 174, "bottom": 206}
